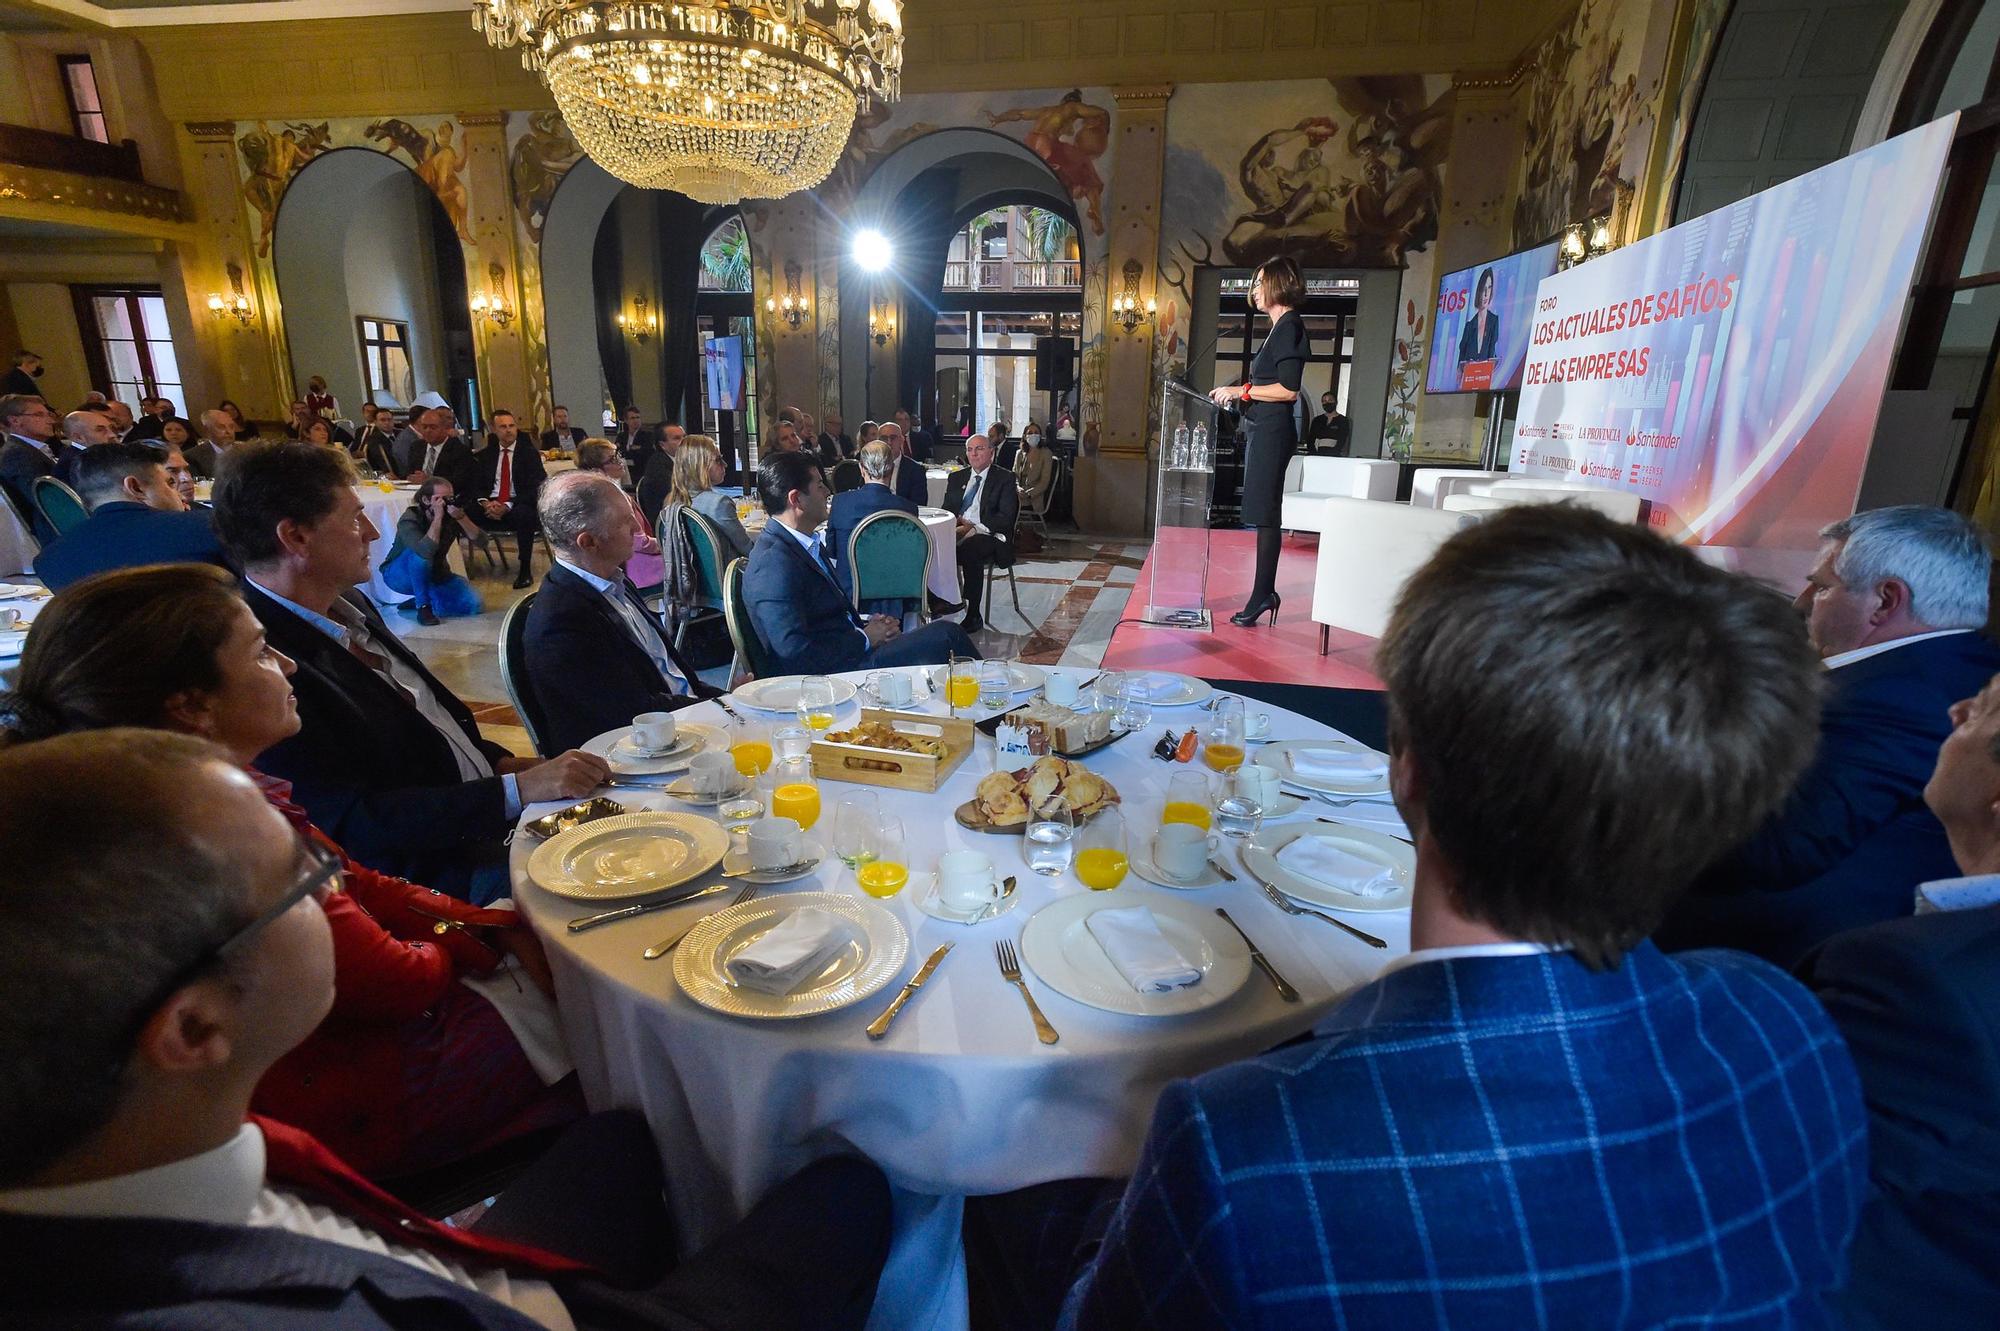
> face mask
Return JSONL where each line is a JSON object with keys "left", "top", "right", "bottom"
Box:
{"left": 1025, "top": 434, "right": 1041, "bottom": 445}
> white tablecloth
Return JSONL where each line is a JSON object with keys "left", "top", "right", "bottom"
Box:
{"left": 926, "top": 468, "right": 950, "bottom": 509}
{"left": 356, "top": 484, "right": 466, "bottom": 606}
{"left": 512, "top": 669, "right": 1409, "bottom": 1331}
{"left": 0, "top": 581, "right": 49, "bottom": 684}
{"left": 917, "top": 507, "right": 959, "bottom": 603}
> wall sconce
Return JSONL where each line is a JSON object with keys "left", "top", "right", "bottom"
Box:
{"left": 766, "top": 259, "right": 810, "bottom": 330}
{"left": 208, "top": 261, "right": 255, "bottom": 327}
{"left": 470, "top": 261, "right": 515, "bottom": 329}
{"left": 1113, "top": 258, "right": 1156, "bottom": 334}
{"left": 869, "top": 304, "right": 896, "bottom": 346}
{"left": 617, "top": 294, "right": 658, "bottom": 343}
{"left": 1557, "top": 214, "right": 1616, "bottom": 271}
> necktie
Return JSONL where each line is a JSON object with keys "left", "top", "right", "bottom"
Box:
{"left": 960, "top": 472, "right": 983, "bottom": 516}
{"left": 496, "top": 448, "right": 512, "bottom": 504}
{"left": 424, "top": 443, "right": 440, "bottom": 474}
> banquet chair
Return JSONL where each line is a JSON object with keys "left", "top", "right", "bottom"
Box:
{"left": 847, "top": 509, "right": 931, "bottom": 624}
{"left": 721, "top": 556, "right": 773, "bottom": 679}
{"left": 1019, "top": 456, "right": 1062, "bottom": 537}
{"left": 985, "top": 553, "right": 1029, "bottom": 630}
{"left": 32, "top": 477, "right": 87, "bottom": 537}
{"left": 497, "top": 592, "right": 554, "bottom": 757}
{"left": 674, "top": 506, "right": 729, "bottom": 633}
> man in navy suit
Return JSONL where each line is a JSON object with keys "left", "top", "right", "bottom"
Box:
{"left": 0, "top": 731, "right": 892, "bottom": 1331}
{"left": 34, "top": 441, "right": 225, "bottom": 590}
{"left": 879, "top": 421, "right": 930, "bottom": 508}
{"left": 1797, "top": 667, "right": 2000, "bottom": 1331}
{"left": 465, "top": 409, "right": 547, "bottom": 590}
{"left": 1659, "top": 505, "right": 2000, "bottom": 966}
{"left": 524, "top": 471, "right": 714, "bottom": 754}
{"left": 0, "top": 392, "right": 59, "bottom": 542}
{"left": 940, "top": 432, "right": 1018, "bottom": 635}
{"left": 742, "top": 451, "right": 974, "bottom": 676}
{"left": 826, "top": 439, "right": 921, "bottom": 617}
{"left": 1034, "top": 506, "right": 1867, "bottom": 1330}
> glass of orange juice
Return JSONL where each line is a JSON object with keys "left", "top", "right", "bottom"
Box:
{"left": 767, "top": 756, "right": 821, "bottom": 831}
{"left": 797, "top": 676, "right": 838, "bottom": 733}
{"left": 1075, "top": 807, "right": 1129, "bottom": 891}
{"left": 1202, "top": 698, "right": 1245, "bottom": 773}
{"left": 855, "top": 815, "right": 909, "bottom": 898}
{"left": 729, "top": 714, "right": 773, "bottom": 780}
{"left": 1162, "top": 772, "right": 1213, "bottom": 830}
{"left": 946, "top": 661, "right": 980, "bottom": 711}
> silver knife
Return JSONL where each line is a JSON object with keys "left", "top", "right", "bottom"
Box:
{"left": 567, "top": 881, "right": 732, "bottom": 933}
{"left": 865, "top": 943, "right": 954, "bottom": 1040}
{"left": 1214, "top": 908, "right": 1300, "bottom": 1002}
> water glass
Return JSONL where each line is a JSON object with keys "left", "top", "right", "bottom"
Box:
{"left": 979, "top": 660, "right": 1011, "bottom": 710}
{"left": 1214, "top": 793, "right": 1264, "bottom": 840}
{"left": 1106, "top": 672, "right": 1151, "bottom": 731}
{"left": 718, "top": 792, "right": 765, "bottom": 835}
{"left": 797, "top": 676, "right": 838, "bottom": 733}
{"left": 1024, "top": 798, "right": 1075, "bottom": 877}
{"left": 832, "top": 791, "right": 880, "bottom": 869}
{"left": 773, "top": 724, "right": 814, "bottom": 761}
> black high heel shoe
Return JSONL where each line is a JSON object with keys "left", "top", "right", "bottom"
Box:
{"left": 1230, "top": 592, "right": 1281, "bottom": 627}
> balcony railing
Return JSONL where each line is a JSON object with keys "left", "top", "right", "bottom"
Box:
{"left": 0, "top": 123, "right": 143, "bottom": 183}
{"left": 0, "top": 122, "right": 187, "bottom": 226}
{"left": 943, "top": 258, "right": 1082, "bottom": 291}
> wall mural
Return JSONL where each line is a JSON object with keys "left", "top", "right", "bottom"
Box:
{"left": 988, "top": 91, "right": 1113, "bottom": 236}
{"left": 238, "top": 121, "right": 331, "bottom": 257}
{"left": 507, "top": 110, "right": 587, "bottom": 428}
{"left": 1511, "top": 0, "right": 1662, "bottom": 247}
{"left": 1652, "top": 0, "right": 1733, "bottom": 231}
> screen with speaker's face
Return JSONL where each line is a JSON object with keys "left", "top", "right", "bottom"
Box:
{"left": 1425, "top": 242, "right": 1560, "bottom": 394}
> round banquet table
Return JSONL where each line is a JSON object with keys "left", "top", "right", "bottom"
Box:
{"left": 926, "top": 467, "right": 950, "bottom": 508}
{"left": 915, "top": 507, "right": 960, "bottom": 604}
{"left": 511, "top": 668, "right": 1411, "bottom": 1331}
{"left": 354, "top": 483, "right": 466, "bottom": 607}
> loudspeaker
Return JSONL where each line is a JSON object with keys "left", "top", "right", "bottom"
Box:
{"left": 1034, "top": 336, "right": 1075, "bottom": 392}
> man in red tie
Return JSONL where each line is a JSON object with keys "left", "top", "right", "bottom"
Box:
{"left": 472, "top": 409, "right": 548, "bottom": 590}
{"left": 0, "top": 729, "right": 892, "bottom": 1330}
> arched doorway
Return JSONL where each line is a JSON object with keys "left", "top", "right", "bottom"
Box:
{"left": 696, "top": 213, "right": 759, "bottom": 470}
{"left": 271, "top": 147, "right": 476, "bottom": 423}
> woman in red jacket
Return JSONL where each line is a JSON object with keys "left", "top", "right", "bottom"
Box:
{"left": 0, "top": 563, "right": 582, "bottom": 1178}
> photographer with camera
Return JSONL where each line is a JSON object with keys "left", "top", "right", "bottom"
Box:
{"left": 381, "top": 475, "right": 483, "bottom": 625}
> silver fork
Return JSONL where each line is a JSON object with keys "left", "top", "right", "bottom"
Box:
{"left": 644, "top": 884, "right": 759, "bottom": 959}
{"left": 995, "top": 939, "right": 1059, "bottom": 1044}
{"left": 1281, "top": 783, "right": 1394, "bottom": 809}
{"left": 1259, "top": 880, "right": 1387, "bottom": 949}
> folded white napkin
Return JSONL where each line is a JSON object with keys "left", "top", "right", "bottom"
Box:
{"left": 1085, "top": 907, "right": 1202, "bottom": 993}
{"left": 1137, "top": 674, "right": 1185, "bottom": 701}
{"left": 726, "top": 908, "right": 855, "bottom": 996}
{"left": 1287, "top": 746, "right": 1389, "bottom": 782}
{"left": 1275, "top": 837, "right": 1398, "bottom": 898}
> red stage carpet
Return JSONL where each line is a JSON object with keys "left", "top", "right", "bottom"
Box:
{"left": 1101, "top": 529, "right": 1384, "bottom": 690}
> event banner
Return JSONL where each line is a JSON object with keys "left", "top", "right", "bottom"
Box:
{"left": 1426, "top": 241, "right": 1560, "bottom": 394}
{"left": 1512, "top": 115, "right": 1957, "bottom": 581}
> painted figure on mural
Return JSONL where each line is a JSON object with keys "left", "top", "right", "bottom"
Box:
{"left": 366, "top": 118, "right": 473, "bottom": 243}
{"left": 988, "top": 91, "right": 1111, "bottom": 236}
{"left": 510, "top": 111, "right": 583, "bottom": 247}
{"left": 239, "top": 121, "right": 331, "bottom": 257}
{"left": 1512, "top": 0, "right": 1650, "bottom": 246}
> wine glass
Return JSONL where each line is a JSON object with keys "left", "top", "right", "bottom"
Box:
{"left": 832, "top": 791, "right": 880, "bottom": 869}
{"left": 855, "top": 815, "right": 908, "bottom": 898}
{"left": 1075, "top": 806, "right": 1129, "bottom": 891}
{"left": 1163, "top": 771, "right": 1213, "bottom": 831}
{"left": 1203, "top": 698, "right": 1246, "bottom": 773}
{"left": 797, "top": 676, "right": 837, "bottom": 734}
{"left": 1025, "top": 797, "right": 1075, "bottom": 877}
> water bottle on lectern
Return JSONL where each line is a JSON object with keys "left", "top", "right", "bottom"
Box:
{"left": 1171, "top": 422, "right": 1190, "bottom": 471}
{"left": 1190, "top": 423, "right": 1210, "bottom": 472}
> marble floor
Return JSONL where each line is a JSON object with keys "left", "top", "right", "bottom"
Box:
{"left": 388, "top": 530, "right": 1152, "bottom": 758}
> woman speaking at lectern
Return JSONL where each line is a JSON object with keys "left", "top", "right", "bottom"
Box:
{"left": 1211, "top": 256, "right": 1308, "bottom": 627}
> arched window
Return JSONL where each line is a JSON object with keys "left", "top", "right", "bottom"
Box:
{"left": 695, "top": 213, "right": 758, "bottom": 451}
{"left": 936, "top": 204, "right": 1080, "bottom": 443}
{"left": 699, "top": 215, "right": 753, "bottom": 294}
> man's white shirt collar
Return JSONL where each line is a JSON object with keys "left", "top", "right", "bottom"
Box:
{"left": 0, "top": 1123, "right": 263, "bottom": 1225}
{"left": 1377, "top": 940, "right": 1565, "bottom": 981}
{"left": 1822, "top": 627, "right": 1972, "bottom": 671}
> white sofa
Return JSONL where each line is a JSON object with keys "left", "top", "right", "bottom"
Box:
{"left": 1311, "top": 497, "right": 1478, "bottom": 649}
{"left": 1279, "top": 457, "right": 1400, "bottom": 532}
{"left": 1409, "top": 467, "right": 1509, "bottom": 509}
{"left": 1478, "top": 480, "right": 1644, "bottom": 522}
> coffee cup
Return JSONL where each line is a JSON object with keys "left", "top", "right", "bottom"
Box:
{"left": 0, "top": 608, "right": 18, "bottom": 631}
{"left": 937, "top": 849, "right": 1002, "bottom": 912}
{"left": 1233, "top": 764, "right": 1282, "bottom": 809}
{"left": 1244, "top": 711, "right": 1272, "bottom": 741}
{"left": 632, "top": 711, "right": 677, "bottom": 753}
{"left": 747, "top": 816, "right": 803, "bottom": 869}
{"left": 1044, "top": 673, "right": 1080, "bottom": 707}
{"left": 870, "top": 671, "right": 914, "bottom": 707}
{"left": 1152, "top": 822, "right": 1220, "bottom": 881}
{"left": 688, "top": 750, "right": 735, "bottom": 796}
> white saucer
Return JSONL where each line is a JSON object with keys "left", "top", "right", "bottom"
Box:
{"left": 1128, "top": 848, "right": 1228, "bottom": 890}
{"left": 912, "top": 872, "right": 1023, "bottom": 924}
{"left": 722, "top": 837, "right": 827, "bottom": 884}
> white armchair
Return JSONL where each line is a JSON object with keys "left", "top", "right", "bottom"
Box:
{"left": 1480, "top": 480, "right": 1644, "bottom": 522}
{"left": 1311, "top": 497, "right": 1478, "bottom": 650}
{"left": 1280, "top": 457, "right": 1400, "bottom": 532}
{"left": 1410, "top": 467, "right": 1510, "bottom": 509}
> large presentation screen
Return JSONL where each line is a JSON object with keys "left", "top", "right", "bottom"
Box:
{"left": 1425, "top": 241, "right": 1560, "bottom": 394}
{"left": 1511, "top": 116, "right": 1956, "bottom": 582}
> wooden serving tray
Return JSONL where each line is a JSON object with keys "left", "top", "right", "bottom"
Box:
{"left": 810, "top": 709, "right": 976, "bottom": 792}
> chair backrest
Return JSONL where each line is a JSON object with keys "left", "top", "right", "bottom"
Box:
{"left": 846, "top": 509, "right": 931, "bottom": 613}
{"left": 831, "top": 460, "right": 863, "bottom": 493}
{"left": 678, "top": 506, "right": 727, "bottom": 608}
{"left": 1284, "top": 454, "right": 1306, "bottom": 494}
{"left": 32, "top": 477, "right": 88, "bottom": 536}
{"left": 1483, "top": 480, "right": 1645, "bottom": 523}
{"left": 1409, "top": 467, "right": 1509, "bottom": 509}
{"left": 721, "top": 556, "right": 772, "bottom": 678}
{"left": 1311, "top": 497, "right": 1477, "bottom": 639}
{"left": 497, "top": 592, "right": 554, "bottom": 757}
{"left": 1439, "top": 494, "right": 1512, "bottom": 514}
{"left": 1297, "top": 457, "right": 1399, "bottom": 501}
{"left": 1024, "top": 455, "right": 1063, "bottom": 516}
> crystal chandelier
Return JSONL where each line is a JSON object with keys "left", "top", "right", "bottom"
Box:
{"left": 474, "top": 0, "right": 904, "bottom": 204}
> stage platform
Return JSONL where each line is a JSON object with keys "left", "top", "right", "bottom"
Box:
{"left": 1101, "top": 528, "right": 1384, "bottom": 690}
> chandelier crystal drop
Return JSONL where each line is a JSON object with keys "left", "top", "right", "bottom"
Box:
{"left": 474, "top": 0, "right": 904, "bottom": 203}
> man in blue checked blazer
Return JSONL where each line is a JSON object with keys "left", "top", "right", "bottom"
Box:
{"left": 1054, "top": 506, "right": 1869, "bottom": 1331}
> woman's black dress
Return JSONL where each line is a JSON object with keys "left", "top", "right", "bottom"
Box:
{"left": 1239, "top": 309, "right": 1308, "bottom": 528}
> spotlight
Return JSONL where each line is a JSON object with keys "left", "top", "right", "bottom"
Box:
{"left": 852, "top": 228, "right": 893, "bottom": 272}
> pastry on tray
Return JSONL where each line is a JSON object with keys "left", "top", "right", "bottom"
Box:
{"left": 973, "top": 756, "right": 1120, "bottom": 826}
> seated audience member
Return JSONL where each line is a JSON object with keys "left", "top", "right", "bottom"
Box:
{"left": 212, "top": 442, "right": 607, "bottom": 902}
{"left": 613, "top": 406, "right": 653, "bottom": 472}
{"left": 1658, "top": 505, "right": 2000, "bottom": 965}
{"left": 54, "top": 409, "right": 116, "bottom": 488}
{"left": 351, "top": 403, "right": 396, "bottom": 473}
{"left": 102, "top": 399, "right": 133, "bottom": 440}
{"left": 540, "top": 403, "right": 587, "bottom": 453}
{"left": 0, "top": 393, "right": 58, "bottom": 540}
{"left": 743, "top": 452, "right": 975, "bottom": 675}
{"left": 467, "top": 409, "right": 546, "bottom": 591}
{"left": 395, "top": 407, "right": 474, "bottom": 491}
{"left": 574, "top": 437, "right": 662, "bottom": 592}
{"left": 880, "top": 422, "right": 929, "bottom": 508}
{"left": 1016, "top": 424, "right": 1055, "bottom": 516}
{"left": 124, "top": 395, "right": 173, "bottom": 441}
{"left": 681, "top": 433, "right": 753, "bottom": 558}
{"left": 186, "top": 408, "right": 240, "bottom": 479}
{"left": 524, "top": 472, "right": 712, "bottom": 754}
{"left": 818, "top": 410, "right": 854, "bottom": 462}
{"left": 33, "top": 442, "right": 225, "bottom": 590}
{"left": 219, "top": 398, "right": 257, "bottom": 442}
{"left": 0, "top": 567, "right": 582, "bottom": 1176}
{"left": 636, "top": 421, "right": 686, "bottom": 525}
{"left": 158, "top": 415, "right": 195, "bottom": 457}
{"left": 0, "top": 730, "right": 893, "bottom": 1330}
{"left": 382, "top": 476, "right": 483, "bottom": 625}
{"left": 895, "top": 407, "right": 932, "bottom": 461}
{"left": 654, "top": 435, "right": 744, "bottom": 635}
{"left": 1, "top": 349, "right": 40, "bottom": 397}
{"left": 301, "top": 418, "right": 337, "bottom": 450}
{"left": 827, "top": 439, "right": 921, "bottom": 617}
{"left": 1798, "top": 670, "right": 2000, "bottom": 1330}
{"left": 942, "top": 432, "right": 1018, "bottom": 635}
{"left": 160, "top": 440, "right": 199, "bottom": 508}
{"left": 1028, "top": 505, "right": 1867, "bottom": 1330}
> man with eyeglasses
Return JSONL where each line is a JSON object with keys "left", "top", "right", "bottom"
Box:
{"left": 0, "top": 730, "right": 892, "bottom": 1330}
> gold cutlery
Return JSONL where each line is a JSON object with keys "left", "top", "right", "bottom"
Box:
{"left": 995, "top": 939, "right": 1059, "bottom": 1044}
{"left": 1214, "top": 907, "right": 1301, "bottom": 1002}
{"left": 865, "top": 943, "right": 953, "bottom": 1039}
{"left": 644, "top": 884, "right": 759, "bottom": 959}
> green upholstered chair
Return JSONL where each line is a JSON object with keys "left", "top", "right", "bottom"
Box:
{"left": 32, "top": 477, "right": 87, "bottom": 537}
{"left": 721, "top": 556, "right": 772, "bottom": 679}
{"left": 846, "top": 509, "right": 931, "bottom": 622}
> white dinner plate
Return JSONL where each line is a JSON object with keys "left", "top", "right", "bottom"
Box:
{"left": 582, "top": 723, "right": 724, "bottom": 776}
{"left": 1243, "top": 822, "right": 1414, "bottom": 913}
{"left": 0, "top": 583, "right": 47, "bottom": 599}
{"left": 1254, "top": 739, "right": 1392, "bottom": 797}
{"left": 923, "top": 662, "right": 1046, "bottom": 696}
{"left": 1018, "top": 890, "right": 1251, "bottom": 1016}
{"left": 674, "top": 892, "right": 909, "bottom": 1019}
{"left": 730, "top": 675, "right": 861, "bottom": 713}
{"left": 526, "top": 811, "right": 730, "bottom": 902}
{"left": 1130, "top": 672, "right": 1212, "bottom": 707}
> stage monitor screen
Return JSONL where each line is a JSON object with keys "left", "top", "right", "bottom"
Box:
{"left": 1425, "top": 241, "right": 1560, "bottom": 394}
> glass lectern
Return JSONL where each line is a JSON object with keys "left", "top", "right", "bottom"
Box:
{"left": 1142, "top": 379, "right": 1218, "bottom": 630}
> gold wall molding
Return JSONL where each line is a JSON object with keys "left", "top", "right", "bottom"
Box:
{"left": 182, "top": 121, "right": 236, "bottom": 142}
{"left": 0, "top": 160, "right": 191, "bottom": 229}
